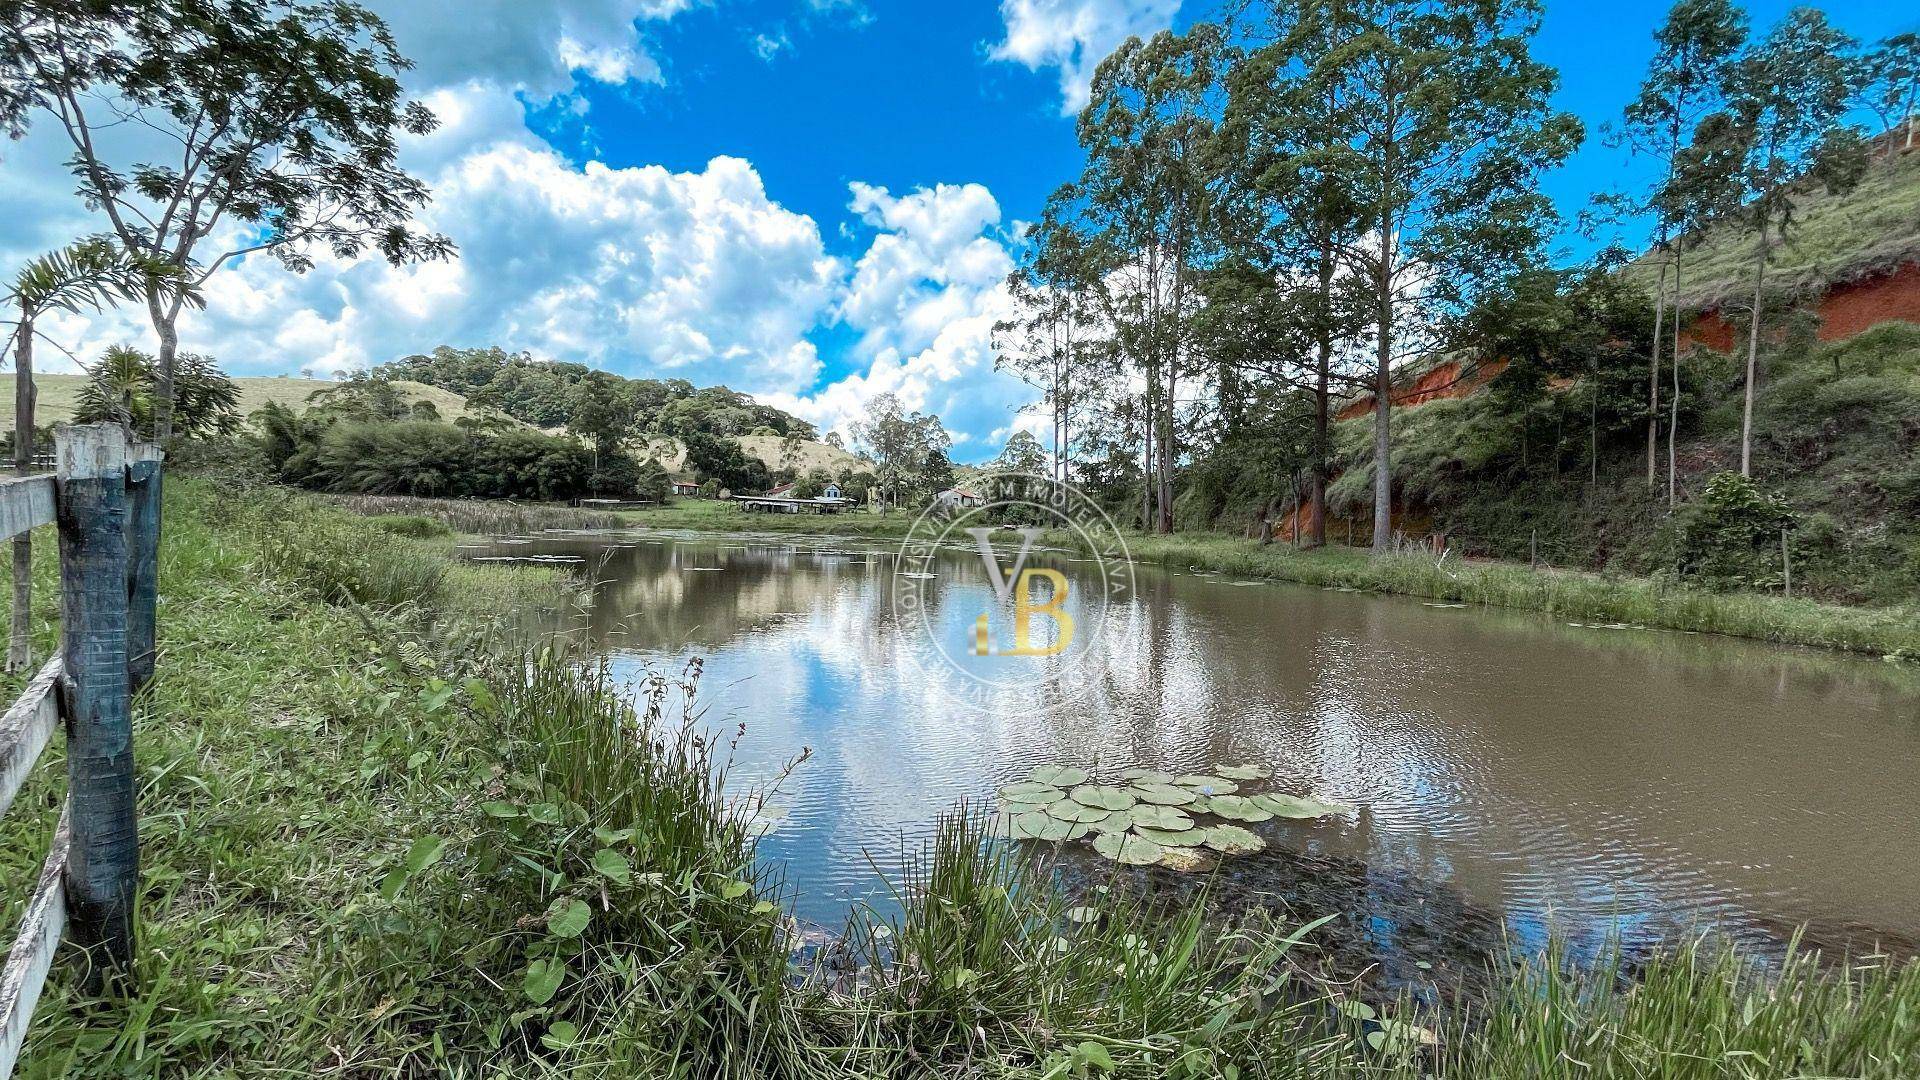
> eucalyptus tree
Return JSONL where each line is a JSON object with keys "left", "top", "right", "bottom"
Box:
{"left": 850, "top": 392, "right": 953, "bottom": 509}
{"left": 2, "top": 236, "right": 188, "bottom": 672}
{"left": 1722, "top": 8, "right": 1868, "bottom": 476}
{"left": 1280, "top": 0, "right": 1581, "bottom": 553}
{"left": 1219, "top": 0, "right": 1374, "bottom": 546}
{"left": 996, "top": 186, "right": 1102, "bottom": 485}
{"left": 0, "top": 0, "right": 451, "bottom": 439}
{"left": 1861, "top": 33, "right": 1920, "bottom": 159}
{"left": 1607, "top": 0, "right": 1746, "bottom": 496}
{"left": 1075, "top": 24, "right": 1230, "bottom": 534}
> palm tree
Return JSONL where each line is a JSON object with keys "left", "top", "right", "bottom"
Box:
{"left": 2, "top": 236, "right": 194, "bottom": 671}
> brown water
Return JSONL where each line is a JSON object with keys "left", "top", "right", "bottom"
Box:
{"left": 470, "top": 528, "right": 1920, "bottom": 954}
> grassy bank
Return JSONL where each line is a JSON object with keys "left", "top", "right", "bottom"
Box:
{"left": 1072, "top": 530, "right": 1920, "bottom": 660}
{"left": 615, "top": 496, "right": 923, "bottom": 538}
{"left": 0, "top": 480, "right": 1916, "bottom": 1075}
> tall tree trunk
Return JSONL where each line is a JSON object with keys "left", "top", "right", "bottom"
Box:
{"left": 1158, "top": 364, "right": 1174, "bottom": 534}
{"left": 1140, "top": 388, "right": 1153, "bottom": 532}
{"left": 1669, "top": 250, "right": 1684, "bottom": 507}
{"left": 8, "top": 313, "right": 35, "bottom": 673}
{"left": 1648, "top": 256, "right": 1668, "bottom": 487}
{"left": 1740, "top": 218, "right": 1768, "bottom": 478}
{"left": 1370, "top": 256, "right": 1393, "bottom": 556}
{"left": 1309, "top": 247, "right": 1332, "bottom": 548}
{"left": 147, "top": 288, "right": 177, "bottom": 441}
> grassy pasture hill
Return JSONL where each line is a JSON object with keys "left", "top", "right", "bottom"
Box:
{"left": 0, "top": 374, "right": 486, "bottom": 433}
{"left": 634, "top": 433, "right": 863, "bottom": 477}
{"left": 1624, "top": 134, "right": 1920, "bottom": 347}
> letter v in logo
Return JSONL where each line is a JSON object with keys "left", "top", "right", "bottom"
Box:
{"left": 965, "top": 527, "right": 1043, "bottom": 602}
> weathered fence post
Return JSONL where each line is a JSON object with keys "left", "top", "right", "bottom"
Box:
{"left": 125, "top": 447, "right": 162, "bottom": 695}
{"left": 54, "top": 423, "right": 136, "bottom": 981}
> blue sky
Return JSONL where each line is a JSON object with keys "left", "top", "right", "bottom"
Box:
{"left": 558, "top": 0, "right": 1914, "bottom": 266}
{"left": 2, "top": 0, "right": 1912, "bottom": 457}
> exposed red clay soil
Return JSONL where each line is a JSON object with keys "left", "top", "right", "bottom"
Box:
{"left": 1275, "top": 264, "right": 1920, "bottom": 542}
{"left": 1682, "top": 260, "right": 1920, "bottom": 352}
{"left": 1335, "top": 358, "right": 1510, "bottom": 422}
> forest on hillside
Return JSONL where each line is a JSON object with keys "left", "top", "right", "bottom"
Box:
{"left": 990, "top": 0, "right": 1920, "bottom": 607}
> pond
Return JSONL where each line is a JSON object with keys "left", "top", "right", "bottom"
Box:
{"left": 466, "top": 528, "right": 1920, "bottom": 968}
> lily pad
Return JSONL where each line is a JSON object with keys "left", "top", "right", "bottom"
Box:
{"left": 1128, "top": 803, "right": 1194, "bottom": 831}
{"left": 1204, "top": 795, "right": 1275, "bottom": 823}
{"left": 1133, "top": 825, "right": 1206, "bottom": 847}
{"left": 1215, "top": 763, "right": 1272, "bottom": 781}
{"left": 1069, "top": 785, "right": 1137, "bottom": 811}
{"left": 1087, "top": 810, "right": 1135, "bottom": 833}
{"left": 1372, "top": 1017, "right": 1441, "bottom": 1050}
{"left": 1202, "top": 825, "right": 1266, "bottom": 856}
{"left": 1173, "top": 775, "right": 1238, "bottom": 795}
{"left": 1029, "top": 765, "right": 1089, "bottom": 787}
{"left": 1065, "top": 906, "right": 1100, "bottom": 924}
{"left": 1129, "top": 782, "right": 1197, "bottom": 806}
{"left": 1092, "top": 831, "right": 1166, "bottom": 866}
{"left": 998, "top": 799, "right": 1053, "bottom": 816}
{"left": 999, "top": 782, "right": 1064, "bottom": 800}
{"left": 1252, "top": 793, "right": 1350, "bottom": 819}
{"left": 1155, "top": 847, "right": 1220, "bottom": 872}
{"left": 1010, "top": 812, "right": 1075, "bottom": 841}
{"left": 1118, "top": 767, "right": 1176, "bottom": 784}
{"left": 1045, "top": 800, "right": 1113, "bottom": 823}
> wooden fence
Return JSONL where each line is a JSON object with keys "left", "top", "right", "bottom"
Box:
{"left": 0, "top": 424, "right": 162, "bottom": 1079}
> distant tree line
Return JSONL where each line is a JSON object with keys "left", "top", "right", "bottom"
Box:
{"left": 374, "top": 345, "right": 817, "bottom": 441}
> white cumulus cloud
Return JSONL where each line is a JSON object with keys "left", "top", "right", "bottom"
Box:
{"left": 990, "top": 0, "right": 1182, "bottom": 114}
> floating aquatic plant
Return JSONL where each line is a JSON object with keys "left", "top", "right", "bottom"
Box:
{"left": 1069, "top": 785, "right": 1136, "bottom": 811}
{"left": 1204, "top": 795, "right": 1275, "bottom": 823}
{"left": 1028, "top": 764, "right": 1088, "bottom": 787}
{"left": 1127, "top": 803, "right": 1193, "bottom": 831}
{"left": 1172, "top": 775, "right": 1237, "bottom": 795}
{"left": 998, "top": 781, "right": 1063, "bottom": 801}
{"left": 1045, "top": 800, "right": 1112, "bottom": 824}
{"left": 1132, "top": 825, "right": 1206, "bottom": 848}
{"left": 1202, "top": 825, "right": 1265, "bottom": 856}
{"left": 993, "top": 761, "right": 1348, "bottom": 872}
{"left": 1251, "top": 793, "right": 1349, "bottom": 819}
{"left": 1156, "top": 847, "right": 1219, "bottom": 872}
{"left": 1129, "top": 781, "right": 1197, "bottom": 805}
{"left": 1092, "top": 831, "right": 1164, "bottom": 866}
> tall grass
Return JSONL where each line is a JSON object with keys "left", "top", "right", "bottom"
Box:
{"left": 327, "top": 492, "right": 626, "bottom": 534}
{"left": 1428, "top": 937, "right": 1920, "bottom": 1078}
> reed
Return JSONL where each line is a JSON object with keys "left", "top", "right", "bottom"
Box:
{"left": 326, "top": 492, "right": 626, "bottom": 534}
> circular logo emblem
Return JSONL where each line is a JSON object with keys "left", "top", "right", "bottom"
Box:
{"left": 891, "top": 471, "right": 1134, "bottom": 713}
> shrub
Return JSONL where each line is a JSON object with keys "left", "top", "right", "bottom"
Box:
{"left": 1663, "top": 472, "right": 1797, "bottom": 591}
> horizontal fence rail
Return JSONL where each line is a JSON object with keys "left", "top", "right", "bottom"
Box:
{"left": 0, "top": 424, "right": 161, "bottom": 1079}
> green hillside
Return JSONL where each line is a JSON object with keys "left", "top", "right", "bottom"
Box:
{"left": 1624, "top": 141, "right": 1920, "bottom": 310}
{"left": 635, "top": 433, "right": 862, "bottom": 477}
{"left": 0, "top": 375, "right": 483, "bottom": 433}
